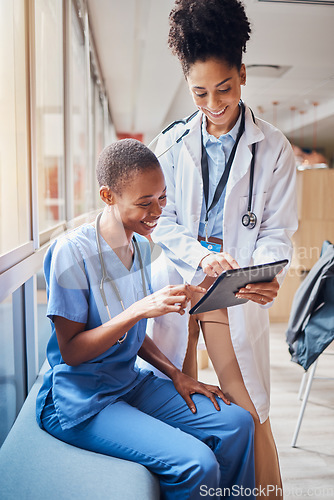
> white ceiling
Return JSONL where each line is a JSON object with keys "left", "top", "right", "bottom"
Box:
{"left": 87, "top": 0, "right": 334, "bottom": 160}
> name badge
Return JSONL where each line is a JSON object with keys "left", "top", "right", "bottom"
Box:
{"left": 200, "top": 240, "right": 221, "bottom": 253}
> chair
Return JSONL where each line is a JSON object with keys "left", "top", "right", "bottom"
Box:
{"left": 286, "top": 240, "right": 334, "bottom": 447}
{"left": 291, "top": 348, "right": 334, "bottom": 447}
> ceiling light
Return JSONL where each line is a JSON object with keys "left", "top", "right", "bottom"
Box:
{"left": 246, "top": 64, "right": 291, "bottom": 78}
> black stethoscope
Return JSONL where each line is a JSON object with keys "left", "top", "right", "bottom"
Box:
{"left": 147, "top": 110, "right": 199, "bottom": 157}
{"left": 148, "top": 101, "right": 257, "bottom": 229}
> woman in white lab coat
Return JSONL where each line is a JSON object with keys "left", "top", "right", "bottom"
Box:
{"left": 144, "top": 0, "right": 298, "bottom": 497}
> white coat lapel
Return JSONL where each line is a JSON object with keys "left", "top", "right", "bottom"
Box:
{"left": 172, "top": 112, "right": 204, "bottom": 234}
{"left": 227, "top": 134, "right": 252, "bottom": 194}
{"left": 181, "top": 112, "right": 203, "bottom": 176}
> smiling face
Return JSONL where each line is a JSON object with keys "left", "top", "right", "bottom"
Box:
{"left": 109, "top": 166, "right": 167, "bottom": 239}
{"left": 187, "top": 58, "right": 246, "bottom": 137}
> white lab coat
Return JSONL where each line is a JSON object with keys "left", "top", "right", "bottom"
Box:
{"left": 142, "top": 104, "right": 298, "bottom": 423}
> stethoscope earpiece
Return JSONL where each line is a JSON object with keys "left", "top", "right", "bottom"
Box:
{"left": 242, "top": 211, "right": 257, "bottom": 229}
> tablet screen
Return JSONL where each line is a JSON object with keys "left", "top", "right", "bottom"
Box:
{"left": 189, "top": 259, "right": 288, "bottom": 314}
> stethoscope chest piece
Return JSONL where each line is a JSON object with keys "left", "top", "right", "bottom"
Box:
{"left": 242, "top": 211, "right": 257, "bottom": 229}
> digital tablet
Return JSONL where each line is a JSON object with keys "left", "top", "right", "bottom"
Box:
{"left": 189, "top": 259, "right": 288, "bottom": 314}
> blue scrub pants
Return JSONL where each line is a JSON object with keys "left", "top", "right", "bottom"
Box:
{"left": 41, "top": 374, "right": 255, "bottom": 499}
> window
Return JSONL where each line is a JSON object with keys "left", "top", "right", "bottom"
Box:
{"left": 0, "top": 296, "right": 16, "bottom": 446}
{"left": 0, "top": 0, "right": 30, "bottom": 255}
{"left": 35, "top": 0, "right": 65, "bottom": 233}
{"left": 71, "top": 4, "right": 90, "bottom": 217}
{"left": 93, "top": 84, "right": 105, "bottom": 209}
{"left": 36, "top": 270, "right": 50, "bottom": 370}
{"left": 95, "top": 87, "right": 105, "bottom": 160}
{"left": 0, "top": 0, "right": 112, "bottom": 448}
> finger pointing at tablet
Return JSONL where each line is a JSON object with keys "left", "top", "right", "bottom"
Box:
{"left": 200, "top": 251, "right": 240, "bottom": 277}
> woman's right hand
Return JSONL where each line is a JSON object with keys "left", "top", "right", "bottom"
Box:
{"left": 133, "top": 284, "right": 206, "bottom": 319}
{"left": 200, "top": 252, "right": 240, "bottom": 277}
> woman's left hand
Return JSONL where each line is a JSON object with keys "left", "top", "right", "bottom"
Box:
{"left": 171, "top": 370, "right": 230, "bottom": 413}
{"left": 235, "top": 277, "right": 280, "bottom": 305}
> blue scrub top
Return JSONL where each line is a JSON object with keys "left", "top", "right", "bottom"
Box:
{"left": 36, "top": 224, "right": 153, "bottom": 430}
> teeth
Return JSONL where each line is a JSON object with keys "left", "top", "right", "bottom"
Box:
{"left": 206, "top": 106, "right": 227, "bottom": 116}
{"left": 143, "top": 221, "right": 156, "bottom": 227}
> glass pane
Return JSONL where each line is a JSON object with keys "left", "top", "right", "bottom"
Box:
{"left": 36, "top": 269, "right": 50, "bottom": 369}
{"left": 35, "top": 0, "right": 65, "bottom": 232}
{"left": 107, "top": 115, "right": 117, "bottom": 145}
{"left": 0, "top": 0, "right": 30, "bottom": 255}
{"left": 71, "top": 4, "right": 90, "bottom": 217}
{"left": 95, "top": 88, "right": 105, "bottom": 159}
{"left": 0, "top": 296, "right": 16, "bottom": 446}
{"left": 94, "top": 85, "right": 105, "bottom": 210}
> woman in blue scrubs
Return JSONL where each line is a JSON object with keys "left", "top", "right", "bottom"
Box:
{"left": 36, "top": 139, "right": 255, "bottom": 499}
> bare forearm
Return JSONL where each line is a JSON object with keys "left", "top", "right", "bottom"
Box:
{"left": 56, "top": 303, "right": 143, "bottom": 366}
{"left": 138, "top": 335, "right": 179, "bottom": 380}
{"left": 56, "top": 284, "right": 205, "bottom": 367}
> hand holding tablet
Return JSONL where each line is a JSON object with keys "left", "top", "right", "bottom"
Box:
{"left": 189, "top": 260, "right": 288, "bottom": 314}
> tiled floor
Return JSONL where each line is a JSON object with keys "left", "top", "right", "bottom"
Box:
{"left": 198, "top": 322, "right": 334, "bottom": 499}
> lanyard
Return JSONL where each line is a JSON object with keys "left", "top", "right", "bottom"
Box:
{"left": 95, "top": 212, "right": 147, "bottom": 343}
{"left": 201, "top": 102, "right": 245, "bottom": 240}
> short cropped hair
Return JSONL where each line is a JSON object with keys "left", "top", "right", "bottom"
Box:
{"left": 168, "top": 0, "right": 251, "bottom": 75}
{"left": 96, "top": 139, "right": 160, "bottom": 194}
